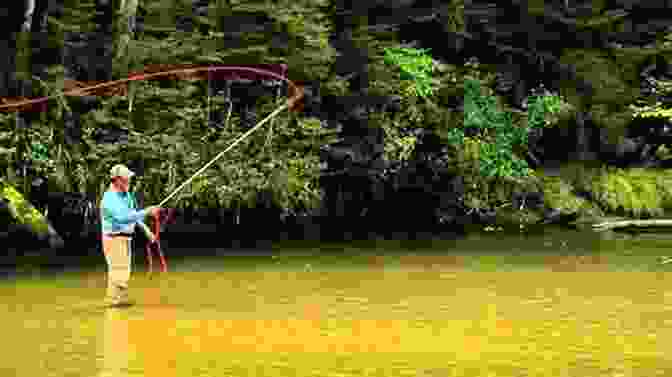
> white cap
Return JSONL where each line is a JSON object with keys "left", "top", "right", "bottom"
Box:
{"left": 110, "top": 164, "right": 135, "bottom": 179}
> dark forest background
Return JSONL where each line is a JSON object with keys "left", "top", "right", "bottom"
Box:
{"left": 0, "top": 0, "right": 671, "bottom": 254}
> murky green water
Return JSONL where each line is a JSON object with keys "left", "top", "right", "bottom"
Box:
{"left": 4, "top": 228, "right": 672, "bottom": 376}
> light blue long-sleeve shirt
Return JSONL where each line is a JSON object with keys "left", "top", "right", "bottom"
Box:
{"left": 100, "top": 191, "right": 148, "bottom": 236}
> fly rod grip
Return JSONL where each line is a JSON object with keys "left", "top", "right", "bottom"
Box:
{"left": 137, "top": 221, "right": 154, "bottom": 241}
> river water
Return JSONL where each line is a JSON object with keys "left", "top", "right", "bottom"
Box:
{"left": 4, "top": 227, "right": 672, "bottom": 376}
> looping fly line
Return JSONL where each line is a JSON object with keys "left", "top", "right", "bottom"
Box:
{"left": 0, "top": 65, "right": 303, "bottom": 113}
{"left": 0, "top": 65, "right": 305, "bottom": 208}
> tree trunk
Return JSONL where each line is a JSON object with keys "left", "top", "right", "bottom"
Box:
{"left": 30, "top": 0, "right": 51, "bottom": 33}
{"left": 574, "top": 109, "right": 589, "bottom": 160}
{"left": 114, "top": 0, "right": 139, "bottom": 111}
{"left": 115, "top": 0, "right": 139, "bottom": 64}
{"left": 15, "top": 0, "right": 37, "bottom": 194}
{"left": 594, "top": 219, "right": 672, "bottom": 231}
{"left": 193, "top": 0, "right": 211, "bottom": 35}
{"left": 22, "top": 0, "right": 36, "bottom": 32}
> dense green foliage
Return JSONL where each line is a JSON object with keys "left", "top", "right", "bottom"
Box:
{"left": 0, "top": 1, "right": 505, "bottom": 216}
{"left": 591, "top": 167, "right": 672, "bottom": 217}
{"left": 629, "top": 77, "right": 672, "bottom": 120}
{"left": 538, "top": 163, "right": 672, "bottom": 219}
{"left": 383, "top": 47, "right": 435, "bottom": 98}
{"left": 0, "top": 180, "right": 50, "bottom": 235}
{"left": 461, "top": 78, "right": 564, "bottom": 178}
{"left": 365, "top": 34, "right": 455, "bottom": 163}
{"left": 1, "top": 0, "right": 469, "bottom": 213}
{"left": 1, "top": 0, "right": 343, "bottom": 211}
{"left": 1, "top": 1, "right": 669, "bottom": 224}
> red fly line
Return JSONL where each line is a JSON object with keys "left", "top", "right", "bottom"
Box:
{"left": 0, "top": 64, "right": 302, "bottom": 113}
{"left": 147, "top": 208, "right": 176, "bottom": 276}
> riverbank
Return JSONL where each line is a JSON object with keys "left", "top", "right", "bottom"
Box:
{"left": 5, "top": 226, "right": 672, "bottom": 280}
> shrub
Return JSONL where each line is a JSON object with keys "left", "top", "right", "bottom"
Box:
{"left": 462, "top": 78, "right": 564, "bottom": 178}
{"left": 0, "top": 180, "right": 50, "bottom": 235}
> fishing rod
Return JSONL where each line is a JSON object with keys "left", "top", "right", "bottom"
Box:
{"left": 156, "top": 94, "right": 301, "bottom": 208}
{"left": 143, "top": 66, "right": 305, "bottom": 208}
{"left": 144, "top": 69, "right": 302, "bottom": 275}
{"left": 142, "top": 68, "right": 303, "bottom": 275}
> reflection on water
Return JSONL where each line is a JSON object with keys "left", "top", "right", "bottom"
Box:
{"left": 97, "top": 310, "right": 130, "bottom": 377}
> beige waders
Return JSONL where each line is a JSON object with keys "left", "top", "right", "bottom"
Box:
{"left": 102, "top": 235, "right": 133, "bottom": 306}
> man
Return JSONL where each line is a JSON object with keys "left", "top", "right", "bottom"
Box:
{"left": 100, "top": 164, "right": 160, "bottom": 308}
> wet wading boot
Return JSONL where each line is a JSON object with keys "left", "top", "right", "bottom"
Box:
{"left": 104, "top": 289, "right": 135, "bottom": 308}
{"left": 104, "top": 297, "right": 135, "bottom": 308}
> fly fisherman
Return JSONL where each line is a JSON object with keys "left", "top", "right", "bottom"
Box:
{"left": 101, "top": 164, "right": 161, "bottom": 307}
